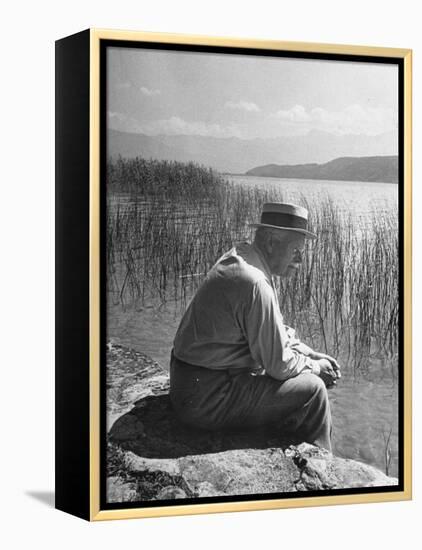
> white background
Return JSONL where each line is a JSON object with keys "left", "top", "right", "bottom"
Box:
{"left": 1, "top": 0, "right": 419, "bottom": 548}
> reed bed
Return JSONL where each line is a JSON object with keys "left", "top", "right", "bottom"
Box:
{"left": 107, "top": 157, "right": 398, "bottom": 376}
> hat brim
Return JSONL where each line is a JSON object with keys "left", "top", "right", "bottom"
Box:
{"left": 250, "top": 223, "right": 317, "bottom": 240}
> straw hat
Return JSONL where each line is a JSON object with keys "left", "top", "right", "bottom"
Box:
{"left": 250, "top": 202, "right": 316, "bottom": 239}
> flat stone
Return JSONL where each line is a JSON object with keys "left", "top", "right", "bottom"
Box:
{"left": 106, "top": 342, "right": 398, "bottom": 502}
{"left": 156, "top": 486, "right": 187, "bottom": 500}
{"left": 107, "top": 476, "right": 138, "bottom": 502}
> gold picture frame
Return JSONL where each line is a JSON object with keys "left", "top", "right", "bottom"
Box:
{"left": 55, "top": 28, "right": 412, "bottom": 521}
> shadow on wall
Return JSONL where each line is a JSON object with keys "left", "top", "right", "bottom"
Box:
{"left": 25, "top": 491, "right": 55, "bottom": 508}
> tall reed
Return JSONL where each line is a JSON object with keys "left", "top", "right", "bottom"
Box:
{"left": 106, "top": 157, "right": 398, "bottom": 375}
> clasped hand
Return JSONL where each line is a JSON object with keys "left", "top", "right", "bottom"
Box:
{"left": 310, "top": 352, "right": 341, "bottom": 388}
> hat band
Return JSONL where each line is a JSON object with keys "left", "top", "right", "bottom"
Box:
{"left": 261, "top": 211, "right": 308, "bottom": 231}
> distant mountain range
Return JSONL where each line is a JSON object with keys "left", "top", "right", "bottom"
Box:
{"left": 246, "top": 156, "right": 398, "bottom": 183}
{"left": 108, "top": 128, "right": 398, "bottom": 174}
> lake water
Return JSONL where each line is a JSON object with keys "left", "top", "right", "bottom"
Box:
{"left": 107, "top": 176, "right": 400, "bottom": 479}
{"left": 227, "top": 175, "right": 398, "bottom": 220}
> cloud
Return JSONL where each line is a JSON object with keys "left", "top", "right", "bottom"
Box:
{"left": 108, "top": 112, "right": 244, "bottom": 138}
{"left": 112, "top": 83, "right": 161, "bottom": 96}
{"left": 108, "top": 111, "right": 144, "bottom": 133}
{"left": 140, "top": 116, "right": 244, "bottom": 137}
{"left": 274, "top": 104, "right": 397, "bottom": 135}
{"left": 275, "top": 104, "right": 310, "bottom": 123}
{"left": 224, "top": 100, "right": 260, "bottom": 112}
{"left": 140, "top": 86, "right": 161, "bottom": 97}
{"left": 115, "top": 81, "right": 131, "bottom": 90}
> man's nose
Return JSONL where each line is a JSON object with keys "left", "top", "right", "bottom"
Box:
{"left": 293, "top": 249, "right": 303, "bottom": 263}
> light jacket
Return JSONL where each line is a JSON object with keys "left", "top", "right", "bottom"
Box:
{"left": 173, "top": 242, "right": 318, "bottom": 381}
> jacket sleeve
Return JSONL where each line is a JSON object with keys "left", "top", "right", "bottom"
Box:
{"left": 244, "top": 279, "right": 319, "bottom": 381}
{"left": 284, "top": 325, "right": 315, "bottom": 356}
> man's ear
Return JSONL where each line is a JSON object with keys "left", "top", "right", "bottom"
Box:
{"left": 266, "top": 233, "right": 274, "bottom": 254}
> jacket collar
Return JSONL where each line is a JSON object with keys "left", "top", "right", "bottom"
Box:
{"left": 236, "top": 241, "right": 273, "bottom": 285}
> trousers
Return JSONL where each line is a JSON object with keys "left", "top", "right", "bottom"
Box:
{"left": 169, "top": 353, "right": 332, "bottom": 451}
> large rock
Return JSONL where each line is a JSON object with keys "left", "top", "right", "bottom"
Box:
{"left": 107, "top": 342, "right": 398, "bottom": 503}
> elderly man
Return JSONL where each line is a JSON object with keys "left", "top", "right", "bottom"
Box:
{"left": 169, "top": 203, "right": 340, "bottom": 451}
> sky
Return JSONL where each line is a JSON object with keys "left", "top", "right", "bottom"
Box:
{"left": 107, "top": 46, "right": 398, "bottom": 141}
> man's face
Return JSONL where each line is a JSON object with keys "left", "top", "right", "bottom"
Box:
{"left": 266, "top": 231, "right": 306, "bottom": 278}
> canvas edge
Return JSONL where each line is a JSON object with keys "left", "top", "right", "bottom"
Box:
{"left": 87, "top": 28, "right": 413, "bottom": 521}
